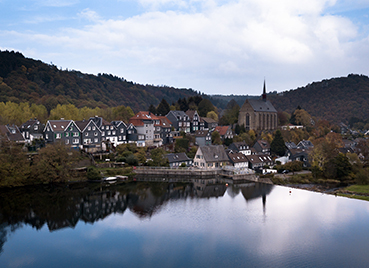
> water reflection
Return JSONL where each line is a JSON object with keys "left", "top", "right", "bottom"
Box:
{"left": 0, "top": 178, "right": 273, "bottom": 253}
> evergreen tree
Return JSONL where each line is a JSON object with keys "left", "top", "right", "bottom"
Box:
{"left": 157, "top": 98, "right": 170, "bottom": 116}
{"left": 148, "top": 104, "right": 157, "bottom": 115}
{"left": 270, "top": 130, "right": 286, "bottom": 156}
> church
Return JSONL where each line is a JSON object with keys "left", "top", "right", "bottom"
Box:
{"left": 238, "top": 81, "right": 277, "bottom": 131}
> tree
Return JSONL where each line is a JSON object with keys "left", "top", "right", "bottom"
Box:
{"left": 270, "top": 130, "right": 286, "bottom": 156}
{"left": 175, "top": 138, "right": 189, "bottom": 153}
{"left": 206, "top": 111, "right": 218, "bottom": 122}
{"left": 198, "top": 99, "right": 215, "bottom": 117}
{"left": 149, "top": 148, "right": 168, "bottom": 166}
{"left": 148, "top": 104, "right": 157, "bottom": 115}
{"left": 157, "top": 98, "right": 170, "bottom": 116}
{"left": 211, "top": 131, "right": 222, "bottom": 145}
{"left": 31, "top": 142, "right": 80, "bottom": 183}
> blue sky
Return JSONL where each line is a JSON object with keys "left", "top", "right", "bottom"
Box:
{"left": 1, "top": 0, "right": 369, "bottom": 95}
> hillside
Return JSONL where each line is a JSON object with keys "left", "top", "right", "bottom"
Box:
{"left": 0, "top": 50, "right": 205, "bottom": 112}
{"left": 269, "top": 74, "right": 369, "bottom": 124}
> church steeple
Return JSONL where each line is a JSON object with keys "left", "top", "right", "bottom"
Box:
{"left": 262, "top": 79, "right": 267, "bottom": 101}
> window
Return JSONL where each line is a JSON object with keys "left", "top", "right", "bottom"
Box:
{"left": 73, "top": 132, "right": 79, "bottom": 137}
{"left": 65, "top": 132, "right": 69, "bottom": 137}
{"left": 45, "top": 134, "right": 48, "bottom": 139}
{"left": 110, "top": 126, "right": 113, "bottom": 130}
{"left": 73, "top": 139, "right": 79, "bottom": 144}
{"left": 94, "top": 132, "right": 98, "bottom": 136}
{"left": 85, "top": 132, "right": 89, "bottom": 136}
{"left": 56, "top": 133, "right": 61, "bottom": 139}
{"left": 120, "top": 128, "right": 123, "bottom": 133}
{"left": 88, "top": 126, "right": 91, "bottom": 131}
{"left": 123, "top": 136, "right": 126, "bottom": 140}
{"left": 65, "top": 139, "right": 69, "bottom": 144}
{"left": 112, "top": 131, "right": 116, "bottom": 135}
{"left": 102, "top": 132, "right": 105, "bottom": 136}
{"left": 107, "top": 131, "right": 111, "bottom": 135}
{"left": 92, "top": 126, "right": 96, "bottom": 130}
{"left": 94, "top": 138, "right": 98, "bottom": 143}
{"left": 34, "top": 125, "right": 38, "bottom": 130}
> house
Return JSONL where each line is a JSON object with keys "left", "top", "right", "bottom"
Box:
{"left": 126, "top": 123, "right": 145, "bottom": 147}
{"left": 156, "top": 116, "right": 173, "bottom": 144}
{"left": 246, "top": 154, "right": 273, "bottom": 170}
{"left": 297, "top": 140, "right": 314, "bottom": 150}
{"left": 228, "top": 142, "right": 251, "bottom": 155}
{"left": 185, "top": 110, "right": 201, "bottom": 132}
{"left": 201, "top": 117, "right": 218, "bottom": 130}
{"left": 238, "top": 81, "right": 277, "bottom": 131}
{"left": 111, "top": 121, "right": 128, "bottom": 145}
{"left": 214, "top": 126, "right": 233, "bottom": 141}
{"left": 166, "top": 153, "right": 193, "bottom": 168}
{"left": 195, "top": 130, "right": 212, "bottom": 146}
{"left": 227, "top": 152, "right": 249, "bottom": 169}
{"left": 253, "top": 140, "right": 270, "bottom": 155}
{"left": 75, "top": 119, "right": 102, "bottom": 152}
{"left": 166, "top": 110, "right": 191, "bottom": 133}
{"left": 287, "top": 148, "right": 311, "bottom": 167}
{"left": 44, "top": 120, "right": 81, "bottom": 148}
{"left": 193, "top": 145, "right": 229, "bottom": 169}
{"left": 19, "top": 119, "right": 44, "bottom": 143}
{"left": 0, "top": 124, "right": 26, "bottom": 143}
{"left": 129, "top": 112, "right": 156, "bottom": 146}
{"left": 90, "top": 116, "right": 119, "bottom": 147}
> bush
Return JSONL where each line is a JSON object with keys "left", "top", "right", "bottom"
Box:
{"left": 86, "top": 166, "right": 102, "bottom": 180}
{"left": 355, "top": 168, "right": 369, "bottom": 185}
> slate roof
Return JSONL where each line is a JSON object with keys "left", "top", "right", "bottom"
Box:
{"left": 0, "top": 125, "right": 25, "bottom": 142}
{"left": 200, "top": 145, "right": 228, "bottom": 162}
{"left": 228, "top": 152, "right": 248, "bottom": 164}
{"left": 166, "top": 153, "right": 192, "bottom": 163}
{"left": 46, "top": 120, "right": 72, "bottom": 132}
{"left": 255, "top": 140, "right": 270, "bottom": 149}
{"left": 156, "top": 116, "right": 172, "bottom": 127}
{"left": 246, "top": 154, "right": 273, "bottom": 165}
{"left": 285, "top": 142, "right": 297, "bottom": 149}
{"left": 201, "top": 117, "right": 217, "bottom": 124}
{"left": 229, "top": 142, "right": 249, "bottom": 152}
{"left": 74, "top": 120, "right": 89, "bottom": 132}
{"left": 247, "top": 99, "right": 277, "bottom": 113}
{"left": 185, "top": 110, "right": 199, "bottom": 120}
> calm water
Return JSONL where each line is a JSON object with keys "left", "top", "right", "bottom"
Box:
{"left": 0, "top": 178, "right": 368, "bottom": 268}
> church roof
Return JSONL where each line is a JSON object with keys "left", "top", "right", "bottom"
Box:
{"left": 247, "top": 99, "right": 277, "bottom": 113}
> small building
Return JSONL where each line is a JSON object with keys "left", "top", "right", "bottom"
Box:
{"left": 287, "top": 148, "right": 311, "bottom": 167}
{"left": 202, "top": 117, "right": 218, "bottom": 130}
{"left": 297, "top": 140, "right": 314, "bottom": 150}
{"left": 193, "top": 145, "right": 229, "bottom": 169}
{"left": 166, "top": 153, "right": 193, "bottom": 168}
{"left": 44, "top": 120, "right": 80, "bottom": 148}
{"left": 166, "top": 110, "right": 191, "bottom": 133}
{"left": 75, "top": 119, "right": 102, "bottom": 153}
{"left": 185, "top": 110, "right": 201, "bottom": 133}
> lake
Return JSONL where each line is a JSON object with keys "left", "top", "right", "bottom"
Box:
{"left": 0, "top": 178, "right": 368, "bottom": 267}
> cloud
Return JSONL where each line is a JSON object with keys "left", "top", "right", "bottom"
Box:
{"left": 2, "top": 0, "right": 369, "bottom": 94}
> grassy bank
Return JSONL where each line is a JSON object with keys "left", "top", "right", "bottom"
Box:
{"left": 336, "top": 185, "right": 369, "bottom": 201}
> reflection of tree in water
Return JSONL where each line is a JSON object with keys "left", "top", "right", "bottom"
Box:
{"left": 240, "top": 183, "right": 273, "bottom": 201}
{"left": 0, "top": 223, "right": 22, "bottom": 255}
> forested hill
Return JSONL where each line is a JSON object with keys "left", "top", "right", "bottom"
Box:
{"left": 269, "top": 74, "right": 369, "bottom": 124}
{"left": 0, "top": 50, "right": 205, "bottom": 112}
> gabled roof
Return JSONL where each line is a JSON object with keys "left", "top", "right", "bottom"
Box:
{"left": 74, "top": 120, "right": 89, "bottom": 132}
{"left": 255, "top": 140, "right": 270, "bottom": 149}
{"left": 297, "top": 140, "right": 314, "bottom": 149}
{"left": 214, "top": 126, "right": 231, "bottom": 136}
{"left": 185, "top": 110, "right": 199, "bottom": 121}
{"left": 228, "top": 152, "right": 248, "bottom": 164}
{"left": 245, "top": 99, "right": 277, "bottom": 113}
{"left": 156, "top": 116, "right": 172, "bottom": 127}
{"left": 199, "top": 145, "right": 228, "bottom": 162}
{"left": 19, "top": 119, "right": 40, "bottom": 130}
{"left": 0, "top": 125, "right": 25, "bottom": 142}
{"left": 45, "top": 120, "right": 73, "bottom": 132}
{"left": 229, "top": 142, "right": 249, "bottom": 151}
{"left": 285, "top": 141, "right": 297, "bottom": 149}
{"left": 166, "top": 110, "right": 189, "bottom": 121}
{"left": 111, "top": 120, "right": 127, "bottom": 128}
{"left": 166, "top": 153, "right": 192, "bottom": 163}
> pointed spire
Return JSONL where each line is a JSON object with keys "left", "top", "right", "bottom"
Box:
{"left": 262, "top": 79, "right": 267, "bottom": 101}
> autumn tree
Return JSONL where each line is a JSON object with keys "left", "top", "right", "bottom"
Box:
{"left": 206, "top": 111, "right": 218, "bottom": 122}
{"left": 198, "top": 99, "right": 215, "bottom": 117}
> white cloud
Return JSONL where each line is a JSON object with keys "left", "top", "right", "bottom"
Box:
{"left": 2, "top": 0, "right": 369, "bottom": 94}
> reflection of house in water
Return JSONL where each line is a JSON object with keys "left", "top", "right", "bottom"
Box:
{"left": 192, "top": 179, "right": 227, "bottom": 198}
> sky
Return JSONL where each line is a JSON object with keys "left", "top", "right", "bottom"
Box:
{"left": 1, "top": 0, "right": 369, "bottom": 95}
